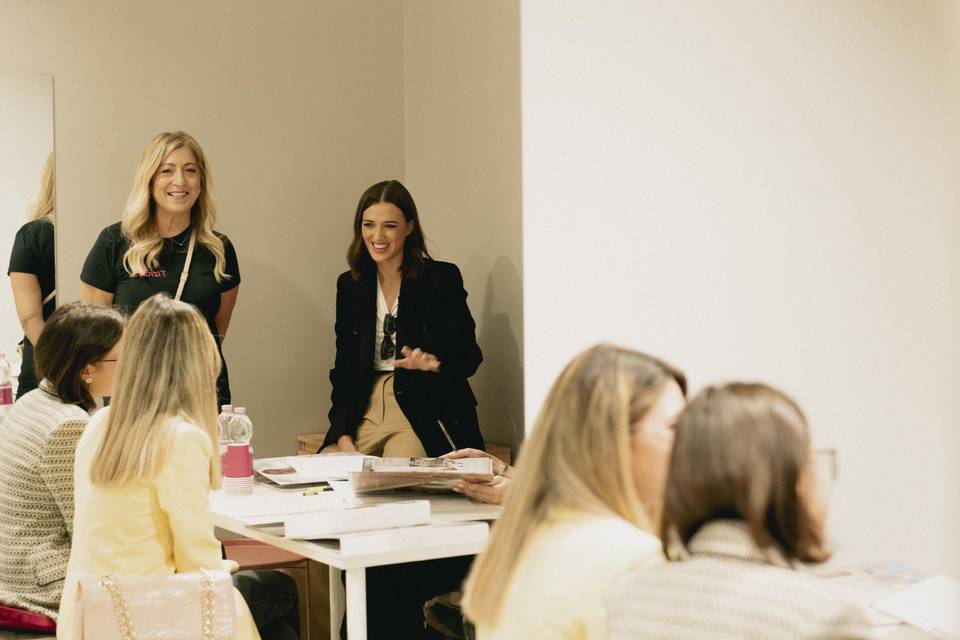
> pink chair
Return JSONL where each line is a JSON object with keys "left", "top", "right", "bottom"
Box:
{"left": 221, "top": 538, "right": 313, "bottom": 639}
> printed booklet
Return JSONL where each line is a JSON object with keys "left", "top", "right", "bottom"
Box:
{"left": 349, "top": 456, "right": 494, "bottom": 494}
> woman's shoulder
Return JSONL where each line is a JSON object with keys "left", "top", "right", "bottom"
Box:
{"left": 728, "top": 562, "right": 871, "bottom": 634}
{"left": 15, "top": 386, "right": 90, "bottom": 427}
{"left": 417, "top": 259, "right": 466, "bottom": 291}
{"left": 580, "top": 514, "right": 660, "bottom": 555}
{"left": 2, "top": 391, "right": 87, "bottom": 446}
{"left": 16, "top": 217, "right": 54, "bottom": 237}
{"left": 75, "top": 406, "right": 110, "bottom": 456}
{"left": 422, "top": 259, "right": 461, "bottom": 278}
{"left": 101, "top": 221, "right": 123, "bottom": 236}
{"left": 336, "top": 269, "right": 372, "bottom": 293}
{"left": 93, "top": 221, "right": 126, "bottom": 246}
{"left": 540, "top": 510, "right": 661, "bottom": 562}
{"left": 167, "top": 419, "right": 213, "bottom": 452}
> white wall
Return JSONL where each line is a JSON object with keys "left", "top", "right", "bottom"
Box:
{"left": 522, "top": 1, "right": 960, "bottom": 576}
{"left": 0, "top": 0, "right": 406, "bottom": 456}
{"left": 0, "top": 73, "right": 53, "bottom": 382}
{"left": 403, "top": 0, "right": 524, "bottom": 454}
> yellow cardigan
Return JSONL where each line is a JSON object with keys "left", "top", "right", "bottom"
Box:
{"left": 477, "top": 509, "right": 663, "bottom": 640}
{"left": 57, "top": 409, "right": 259, "bottom": 639}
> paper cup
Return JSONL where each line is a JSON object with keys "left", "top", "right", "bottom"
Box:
{"left": 223, "top": 443, "right": 253, "bottom": 478}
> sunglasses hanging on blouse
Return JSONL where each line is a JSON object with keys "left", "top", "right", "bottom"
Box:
{"left": 381, "top": 313, "right": 397, "bottom": 360}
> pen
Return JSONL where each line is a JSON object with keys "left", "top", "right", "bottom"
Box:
{"left": 303, "top": 485, "right": 333, "bottom": 496}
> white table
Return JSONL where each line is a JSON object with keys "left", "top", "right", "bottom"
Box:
{"left": 211, "top": 485, "right": 501, "bottom": 640}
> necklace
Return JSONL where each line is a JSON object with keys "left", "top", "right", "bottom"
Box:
{"left": 165, "top": 227, "right": 192, "bottom": 247}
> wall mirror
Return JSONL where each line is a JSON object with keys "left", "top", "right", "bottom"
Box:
{"left": 0, "top": 73, "right": 55, "bottom": 396}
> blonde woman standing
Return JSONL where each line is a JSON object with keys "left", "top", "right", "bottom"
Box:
{"left": 80, "top": 131, "right": 240, "bottom": 405}
{"left": 57, "top": 294, "right": 258, "bottom": 639}
{"left": 462, "top": 344, "right": 687, "bottom": 640}
{"left": 7, "top": 151, "right": 56, "bottom": 398}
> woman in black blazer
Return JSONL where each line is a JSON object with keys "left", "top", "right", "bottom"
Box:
{"left": 322, "top": 179, "right": 484, "bottom": 458}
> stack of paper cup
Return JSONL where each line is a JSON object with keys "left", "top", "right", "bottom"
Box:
{"left": 222, "top": 443, "right": 254, "bottom": 495}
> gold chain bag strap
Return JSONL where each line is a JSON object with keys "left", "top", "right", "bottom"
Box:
{"left": 79, "top": 569, "right": 236, "bottom": 640}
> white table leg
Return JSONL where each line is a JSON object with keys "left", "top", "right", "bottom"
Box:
{"left": 345, "top": 567, "right": 367, "bottom": 640}
{"left": 329, "top": 567, "right": 344, "bottom": 640}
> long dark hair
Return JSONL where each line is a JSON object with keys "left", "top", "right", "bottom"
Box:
{"left": 347, "top": 180, "right": 431, "bottom": 280}
{"left": 34, "top": 302, "right": 126, "bottom": 411}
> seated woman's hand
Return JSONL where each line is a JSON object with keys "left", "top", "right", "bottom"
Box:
{"left": 394, "top": 346, "right": 441, "bottom": 372}
{"left": 337, "top": 435, "right": 358, "bottom": 453}
{"left": 454, "top": 476, "right": 512, "bottom": 505}
{"left": 442, "top": 448, "right": 511, "bottom": 477}
{"left": 441, "top": 447, "right": 490, "bottom": 460}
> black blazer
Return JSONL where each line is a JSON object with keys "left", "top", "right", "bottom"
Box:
{"left": 323, "top": 259, "right": 485, "bottom": 456}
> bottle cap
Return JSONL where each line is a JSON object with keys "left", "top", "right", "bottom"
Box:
{"left": 221, "top": 404, "right": 234, "bottom": 412}
{"left": 235, "top": 407, "right": 246, "bottom": 414}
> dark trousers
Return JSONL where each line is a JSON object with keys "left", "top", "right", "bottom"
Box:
{"left": 15, "top": 338, "right": 38, "bottom": 400}
{"left": 210, "top": 329, "right": 231, "bottom": 406}
{"left": 341, "top": 555, "right": 474, "bottom": 640}
{"left": 233, "top": 569, "right": 300, "bottom": 640}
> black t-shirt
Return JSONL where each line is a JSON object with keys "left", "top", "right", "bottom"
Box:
{"left": 80, "top": 222, "right": 240, "bottom": 333}
{"left": 7, "top": 218, "right": 56, "bottom": 320}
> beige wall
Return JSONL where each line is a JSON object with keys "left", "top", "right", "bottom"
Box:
{"left": 403, "top": 1, "right": 524, "bottom": 454}
{"left": 522, "top": 1, "right": 960, "bottom": 576}
{"left": 0, "top": 0, "right": 406, "bottom": 457}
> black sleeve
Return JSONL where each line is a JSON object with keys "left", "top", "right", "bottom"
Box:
{"left": 80, "top": 226, "right": 122, "bottom": 293}
{"left": 219, "top": 235, "right": 241, "bottom": 293}
{"left": 327, "top": 273, "right": 361, "bottom": 444}
{"left": 431, "top": 263, "right": 483, "bottom": 381}
{"left": 8, "top": 222, "right": 43, "bottom": 275}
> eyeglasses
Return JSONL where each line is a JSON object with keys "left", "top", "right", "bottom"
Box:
{"left": 381, "top": 313, "right": 397, "bottom": 360}
{"left": 810, "top": 447, "right": 838, "bottom": 482}
{"left": 96, "top": 358, "right": 119, "bottom": 364}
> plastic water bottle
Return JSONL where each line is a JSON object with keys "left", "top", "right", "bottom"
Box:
{"left": 217, "top": 404, "right": 234, "bottom": 460}
{"left": 229, "top": 407, "right": 253, "bottom": 445}
{"left": 0, "top": 353, "right": 14, "bottom": 419}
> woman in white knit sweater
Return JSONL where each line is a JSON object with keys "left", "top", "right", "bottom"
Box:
{"left": 0, "top": 302, "right": 124, "bottom": 623}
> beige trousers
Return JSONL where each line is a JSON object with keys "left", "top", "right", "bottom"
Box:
{"left": 353, "top": 373, "right": 427, "bottom": 457}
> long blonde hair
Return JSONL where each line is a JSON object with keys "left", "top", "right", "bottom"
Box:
{"left": 28, "top": 151, "right": 55, "bottom": 221}
{"left": 90, "top": 294, "right": 222, "bottom": 487}
{"left": 462, "top": 344, "right": 686, "bottom": 626}
{"left": 120, "top": 131, "right": 229, "bottom": 281}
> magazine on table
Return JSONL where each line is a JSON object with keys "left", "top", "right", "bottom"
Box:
{"left": 349, "top": 456, "right": 494, "bottom": 494}
{"left": 253, "top": 453, "right": 371, "bottom": 487}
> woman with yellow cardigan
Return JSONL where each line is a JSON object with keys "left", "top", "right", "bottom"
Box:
{"left": 463, "top": 344, "right": 687, "bottom": 639}
{"left": 57, "top": 295, "right": 259, "bottom": 639}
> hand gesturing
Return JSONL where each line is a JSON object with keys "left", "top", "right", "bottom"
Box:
{"left": 394, "top": 346, "right": 441, "bottom": 373}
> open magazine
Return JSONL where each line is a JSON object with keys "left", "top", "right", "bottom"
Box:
{"left": 254, "top": 453, "right": 372, "bottom": 488}
{"left": 349, "top": 456, "right": 494, "bottom": 494}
